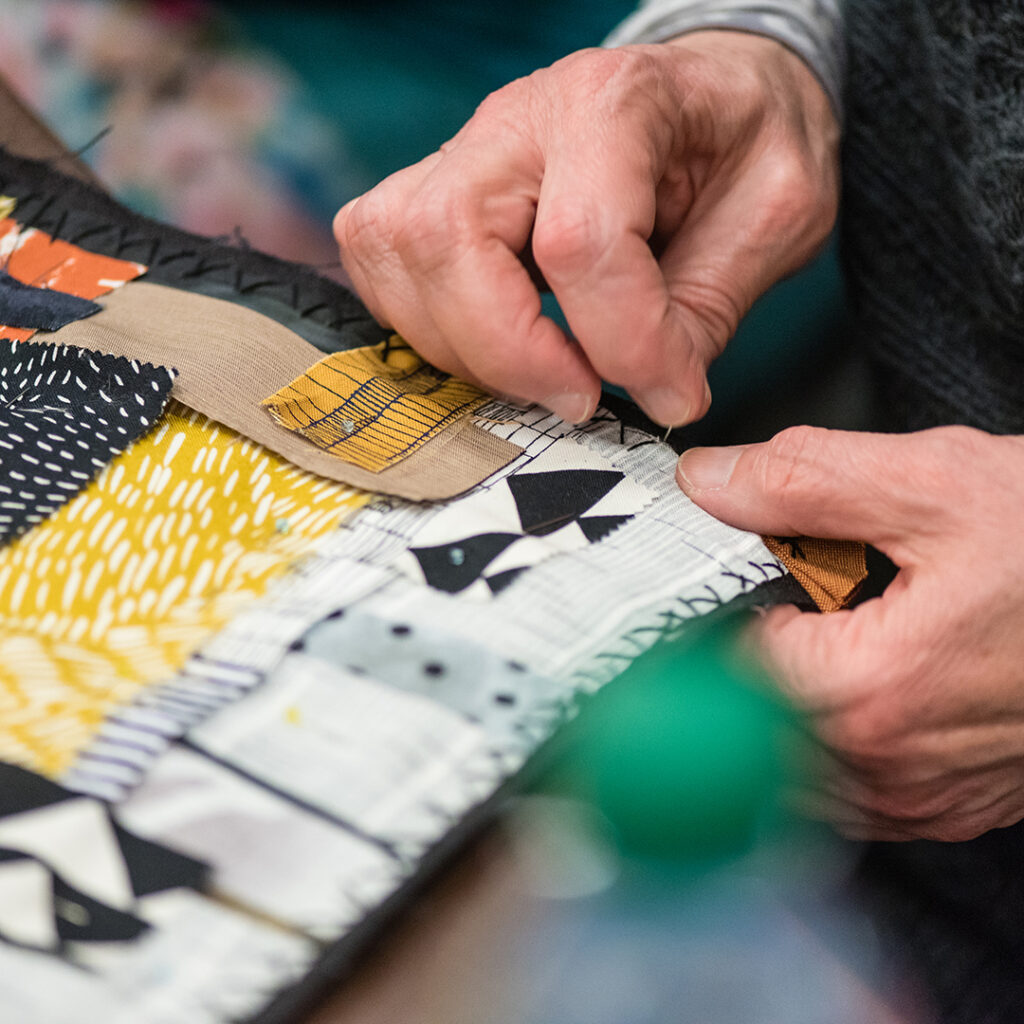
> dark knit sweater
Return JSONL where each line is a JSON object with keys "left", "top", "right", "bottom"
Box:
{"left": 843, "top": 0, "right": 1024, "bottom": 434}
{"left": 843, "top": 5, "right": 1024, "bottom": 1023}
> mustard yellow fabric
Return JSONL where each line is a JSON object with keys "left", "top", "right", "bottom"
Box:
{"left": 262, "top": 336, "right": 490, "bottom": 473}
{"left": 0, "top": 402, "right": 369, "bottom": 777}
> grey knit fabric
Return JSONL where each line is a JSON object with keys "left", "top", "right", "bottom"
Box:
{"left": 606, "top": 0, "right": 845, "bottom": 118}
{"left": 843, "top": 0, "right": 1024, "bottom": 434}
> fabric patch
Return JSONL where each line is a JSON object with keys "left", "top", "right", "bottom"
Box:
{"left": 262, "top": 337, "right": 490, "bottom": 472}
{"left": 0, "top": 218, "right": 146, "bottom": 342}
{"left": 297, "top": 606, "right": 560, "bottom": 750}
{"left": 0, "top": 147, "right": 385, "bottom": 353}
{"left": 0, "top": 340, "right": 175, "bottom": 544}
{"left": 189, "top": 652, "right": 499, "bottom": 860}
{"left": 0, "top": 401, "right": 370, "bottom": 779}
{"left": 763, "top": 536, "right": 868, "bottom": 613}
{"left": 0, "top": 269, "right": 101, "bottom": 331}
{"left": 0, "top": 761, "right": 206, "bottom": 953}
{"left": 115, "top": 746, "right": 402, "bottom": 943}
{"left": 398, "top": 436, "right": 656, "bottom": 596}
{"left": 42, "top": 282, "right": 520, "bottom": 500}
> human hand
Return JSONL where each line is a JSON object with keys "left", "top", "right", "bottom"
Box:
{"left": 677, "top": 425, "right": 1024, "bottom": 842}
{"left": 334, "top": 32, "right": 839, "bottom": 427}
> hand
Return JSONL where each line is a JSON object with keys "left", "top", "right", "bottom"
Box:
{"left": 334, "top": 33, "right": 839, "bottom": 427}
{"left": 677, "top": 425, "right": 1024, "bottom": 842}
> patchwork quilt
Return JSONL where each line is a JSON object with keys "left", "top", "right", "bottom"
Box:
{"left": 0, "top": 144, "right": 855, "bottom": 1023}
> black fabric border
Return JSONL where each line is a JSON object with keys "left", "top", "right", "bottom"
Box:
{"left": 0, "top": 148, "right": 389, "bottom": 353}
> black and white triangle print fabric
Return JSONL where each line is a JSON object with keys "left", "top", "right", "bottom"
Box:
{"left": 0, "top": 340, "right": 176, "bottom": 544}
{"left": 404, "top": 438, "right": 656, "bottom": 596}
{"left": 0, "top": 762, "right": 207, "bottom": 956}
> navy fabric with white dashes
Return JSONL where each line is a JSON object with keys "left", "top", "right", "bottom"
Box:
{"left": 0, "top": 340, "right": 176, "bottom": 544}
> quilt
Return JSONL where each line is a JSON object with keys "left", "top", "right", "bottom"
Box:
{"left": 0, "top": 144, "right": 857, "bottom": 1024}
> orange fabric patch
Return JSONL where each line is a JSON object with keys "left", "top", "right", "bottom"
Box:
{"left": 763, "top": 536, "right": 868, "bottom": 614}
{"left": 0, "top": 218, "right": 146, "bottom": 341}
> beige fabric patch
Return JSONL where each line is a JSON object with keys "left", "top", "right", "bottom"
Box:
{"left": 38, "top": 282, "right": 521, "bottom": 501}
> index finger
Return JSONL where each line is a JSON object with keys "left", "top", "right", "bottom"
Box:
{"left": 532, "top": 131, "right": 711, "bottom": 427}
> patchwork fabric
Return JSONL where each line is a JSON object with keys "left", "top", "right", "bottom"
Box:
{"left": 262, "top": 337, "right": 490, "bottom": 473}
{"left": 66, "top": 403, "right": 784, "bottom": 806}
{"left": 0, "top": 755, "right": 313, "bottom": 1022}
{"left": 115, "top": 746, "right": 402, "bottom": 943}
{"left": 0, "top": 147, "right": 386, "bottom": 353}
{"left": 18, "top": 399, "right": 796, "bottom": 1024}
{"left": 297, "top": 606, "right": 560, "bottom": 750}
{"left": 189, "top": 653, "right": 503, "bottom": 858}
{"left": 763, "top": 536, "right": 868, "bottom": 613}
{"left": 0, "top": 402, "right": 370, "bottom": 779}
{"left": 0, "top": 340, "right": 176, "bottom": 544}
{"left": 0, "top": 218, "right": 146, "bottom": 342}
{"left": 43, "top": 283, "right": 520, "bottom": 500}
{"left": 398, "top": 436, "right": 656, "bottom": 596}
{"left": 0, "top": 761, "right": 207, "bottom": 953}
{"left": 0, "top": 269, "right": 100, "bottom": 331}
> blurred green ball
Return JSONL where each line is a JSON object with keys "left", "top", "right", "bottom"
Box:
{"left": 542, "top": 625, "right": 798, "bottom": 865}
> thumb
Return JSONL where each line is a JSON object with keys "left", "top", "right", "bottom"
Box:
{"left": 675, "top": 426, "right": 945, "bottom": 557}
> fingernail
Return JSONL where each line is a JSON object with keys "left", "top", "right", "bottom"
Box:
{"left": 544, "top": 392, "right": 595, "bottom": 425}
{"left": 636, "top": 386, "right": 693, "bottom": 427}
{"left": 676, "top": 446, "right": 744, "bottom": 492}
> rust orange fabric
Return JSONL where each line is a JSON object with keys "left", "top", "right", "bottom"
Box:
{"left": 763, "top": 536, "right": 868, "bottom": 614}
{"left": 0, "top": 218, "right": 146, "bottom": 341}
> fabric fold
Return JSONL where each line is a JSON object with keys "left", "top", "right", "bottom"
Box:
{"left": 762, "top": 536, "right": 868, "bottom": 613}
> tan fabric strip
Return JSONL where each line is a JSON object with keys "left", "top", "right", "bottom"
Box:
{"left": 38, "top": 281, "right": 522, "bottom": 500}
{"left": 763, "top": 536, "right": 868, "bottom": 614}
{"left": 0, "top": 74, "right": 102, "bottom": 186}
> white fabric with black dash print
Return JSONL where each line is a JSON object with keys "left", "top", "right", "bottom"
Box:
{"left": 0, "top": 340, "right": 176, "bottom": 544}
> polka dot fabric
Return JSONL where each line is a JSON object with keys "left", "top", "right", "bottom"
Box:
{"left": 0, "top": 339, "right": 176, "bottom": 544}
{"left": 0, "top": 402, "right": 370, "bottom": 777}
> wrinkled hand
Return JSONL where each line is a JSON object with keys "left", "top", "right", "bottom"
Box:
{"left": 334, "top": 33, "right": 839, "bottom": 427}
{"left": 677, "top": 425, "right": 1024, "bottom": 842}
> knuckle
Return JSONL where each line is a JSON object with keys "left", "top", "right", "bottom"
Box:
{"left": 667, "top": 275, "right": 744, "bottom": 355}
{"left": 532, "top": 203, "right": 606, "bottom": 277}
{"left": 566, "top": 46, "right": 659, "bottom": 97}
{"left": 866, "top": 785, "right": 951, "bottom": 826}
{"left": 760, "top": 425, "right": 828, "bottom": 508}
{"left": 931, "top": 424, "right": 987, "bottom": 461}
{"left": 824, "top": 687, "right": 905, "bottom": 764}
{"left": 340, "top": 189, "right": 390, "bottom": 256}
{"left": 756, "top": 150, "right": 835, "bottom": 241}
{"left": 394, "top": 192, "right": 467, "bottom": 271}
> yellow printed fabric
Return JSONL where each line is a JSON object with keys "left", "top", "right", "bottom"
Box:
{"left": 262, "top": 336, "right": 490, "bottom": 472}
{"left": 0, "top": 402, "right": 369, "bottom": 777}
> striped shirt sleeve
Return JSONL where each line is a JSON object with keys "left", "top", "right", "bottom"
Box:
{"left": 605, "top": 1, "right": 845, "bottom": 120}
